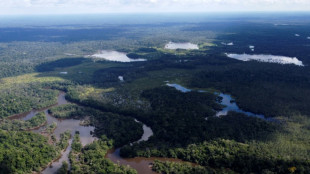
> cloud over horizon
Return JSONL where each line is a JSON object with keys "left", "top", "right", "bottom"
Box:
{"left": 1, "top": 0, "right": 310, "bottom": 15}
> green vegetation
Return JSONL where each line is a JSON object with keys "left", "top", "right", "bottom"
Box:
{"left": 36, "top": 58, "right": 90, "bottom": 72}
{"left": 0, "top": 83, "right": 59, "bottom": 118}
{"left": 154, "top": 139, "right": 310, "bottom": 174}
{"left": 57, "top": 161, "right": 69, "bottom": 174}
{"left": 190, "top": 63, "right": 310, "bottom": 117}
{"left": 49, "top": 104, "right": 84, "bottom": 118}
{"left": 69, "top": 135, "right": 137, "bottom": 174}
{"left": 57, "top": 130, "right": 71, "bottom": 150}
{"left": 0, "top": 130, "right": 58, "bottom": 174}
{"left": 42, "top": 122, "right": 57, "bottom": 135}
{"left": 72, "top": 133, "right": 82, "bottom": 152}
{"left": 119, "top": 88, "right": 277, "bottom": 151}
{"left": 0, "top": 15, "right": 310, "bottom": 174}
{"left": 0, "top": 112, "right": 46, "bottom": 131}
{"left": 152, "top": 160, "right": 234, "bottom": 174}
{"left": 49, "top": 102, "right": 143, "bottom": 147}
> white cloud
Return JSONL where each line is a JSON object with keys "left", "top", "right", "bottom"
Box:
{"left": 0, "top": 0, "right": 309, "bottom": 14}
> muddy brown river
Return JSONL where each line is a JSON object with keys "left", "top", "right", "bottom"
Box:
{"left": 106, "top": 119, "right": 192, "bottom": 174}
{"left": 11, "top": 92, "right": 96, "bottom": 174}
{"left": 11, "top": 91, "right": 190, "bottom": 174}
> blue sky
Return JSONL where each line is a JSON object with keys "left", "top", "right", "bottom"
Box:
{"left": 0, "top": 0, "right": 309, "bottom": 15}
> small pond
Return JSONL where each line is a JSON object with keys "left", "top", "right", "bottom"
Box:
{"left": 165, "top": 42, "right": 199, "bottom": 50}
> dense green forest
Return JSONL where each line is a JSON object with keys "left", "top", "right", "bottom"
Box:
{"left": 190, "top": 62, "right": 310, "bottom": 117}
{"left": 0, "top": 83, "right": 58, "bottom": 118}
{"left": 0, "top": 15, "right": 310, "bottom": 174}
{"left": 57, "top": 131, "right": 72, "bottom": 150}
{"left": 49, "top": 103, "right": 143, "bottom": 147}
{"left": 48, "top": 104, "right": 84, "bottom": 118}
{"left": 0, "top": 112, "right": 46, "bottom": 131}
{"left": 152, "top": 160, "right": 235, "bottom": 174}
{"left": 42, "top": 122, "right": 58, "bottom": 135}
{"left": 69, "top": 134, "right": 137, "bottom": 174}
{"left": 36, "top": 58, "right": 90, "bottom": 72}
{"left": 0, "top": 130, "right": 58, "bottom": 174}
{"left": 153, "top": 139, "right": 310, "bottom": 173}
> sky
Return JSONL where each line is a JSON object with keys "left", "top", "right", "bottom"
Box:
{"left": 0, "top": 0, "right": 310, "bottom": 15}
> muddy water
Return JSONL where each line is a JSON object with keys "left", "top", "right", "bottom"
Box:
{"left": 43, "top": 139, "right": 73, "bottom": 174}
{"left": 40, "top": 114, "right": 96, "bottom": 174}
{"left": 10, "top": 90, "right": 192, "bottom": 174}
{"left": 11, "top": 91, "right": 96, "bottom": 174}
{"left": 106, "top": 119, "right": 189, "bottom": 174}
{"left": 9, "top": 92, "right": 68, "bottom": 121}
{"left": 106, "top": 119, "right": 156, "bottom": 174}
{"left": 106, "top": 149, "right": 185, "bottom": 174}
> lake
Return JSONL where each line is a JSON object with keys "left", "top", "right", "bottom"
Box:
{"left": 166, "top": 83, "right": 274, "bottom": 121}
{"left": 11, "top": 92, "right": 96, "bottom": 174}
{"left": 164, "top": 42, "right": 199, "bottom": 50}
{"left": 225, "top": 53, "right": 304, "bottom": 66}
{"left": 90, "top": 50, "right": 146, "bottom": 62}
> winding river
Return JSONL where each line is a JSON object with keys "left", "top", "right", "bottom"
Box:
{"left": 166, "top": 83, "right": 274, "bottom": 121}
{"left": 11, "top": 92, "right": 96, "bottom": 174}
{"left": 106, "top": 82, "right": 277, "bottom": 174}
{"left": 106, "top": 120, "right": 188, "bottom": 174}
{"left": 11, "top": 87, "right": 220, "bottom": 174}
{"left": 11, "top": 91, "right": 187, "bottom": 174}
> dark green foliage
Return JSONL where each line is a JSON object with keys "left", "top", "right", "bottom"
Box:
{"left": 0, "top": 63, "right": 34, "bottom": 79}
{"left": 48, "top": 101, "right": 143, "bottom": 147}
{"left": 0, "top": 130, "right": 58, "bottom": 174}
{"left": 48, "top": 104, "right": 83, "bottom": 118}
{"left": 121, "top": 87, "right": 276, "bottom": 149}
{"left": 120, "top": 112, "right": 279, "bottom": 157}
{"left": 166, "top": 139, "right": 310, "bottom": 174}
{"left": 152, "top": 160, "right": 235, "bottom": 174}
{"left": 130, "top": 139, "right": 310, "bottom": 174}
{"left": 0, "top": 84, "right": 58, "bottom": 118}
{"left": 139, "top": 86, "right": 220, "bottom": 145}
{"left": 27, "top": 112, "right": 46, "bottom": 127}
{"left": 190, "top": 63, "right": 310, "bottom": 117}
{"left": 1, "top": 15, "right": 310, "bottom": 174}
{"left": 57, "top": 161, "right": 69, "bottom": 174}
{"left": 57, "top": 130, "right": 71, "bottom": 150}
{"left": 42, "top": 122, "right": 57, "bottom": 134}
{"left": 36, "top": 58, "right": 88, "bottom": 72}
{"left": 93, "top": 111, "right": 144, "bottom": 147}
{"left": 72, "top": 134, "right": 82, "bottom": 152}
{"left": 92, "top": 66, "right": 146, "bottom": 84}
{"left": 204, "top": 112, "right": 279, "bottom": 142}
{"left": 69, "top": 137, "right": 137, "bottom": 174}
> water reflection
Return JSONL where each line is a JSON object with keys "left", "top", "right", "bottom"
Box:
{"left": 166, "top": 83, "right": 274, "bottom": 121}
{"left": 165, "top": 42, "right": 199, "bottom": 50}
{"left": 10, "top": 91, "right": 96, "bottom": 174}
{"left": 134, "top": 119, "right": 153, "bottom": 143}
{"left": 89, "top": 50, "right": 146, "bottom": 62}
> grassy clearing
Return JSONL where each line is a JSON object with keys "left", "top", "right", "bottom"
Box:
{"left": 0, "top": 73, "right": 65, "bottom": 89}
